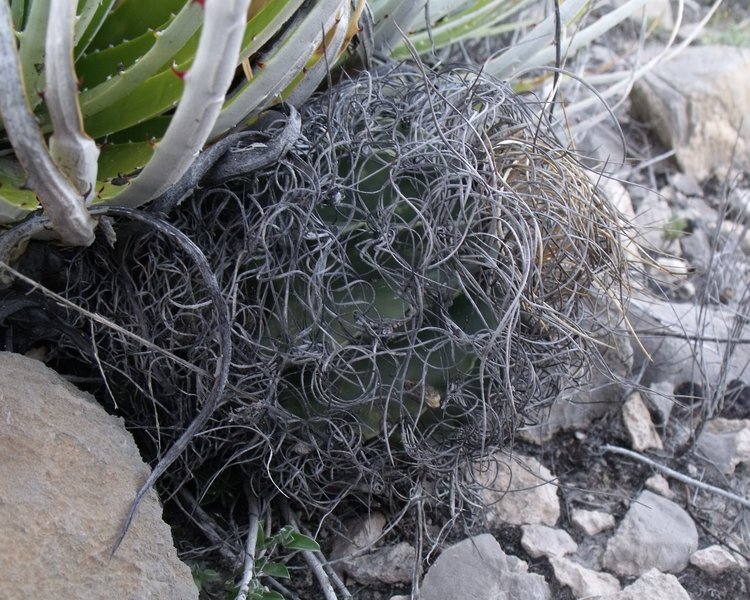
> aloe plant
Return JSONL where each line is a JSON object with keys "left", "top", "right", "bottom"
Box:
{"left": 0, "top": 0, "right": 361, "bottom": 244}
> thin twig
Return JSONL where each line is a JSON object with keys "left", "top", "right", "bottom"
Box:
{"left": 282, "top": 506, "right": 339, "bottom": 600}
{"left": 602, "top": 445, "right": 750, "bottom": 509}
{"left": 236, "top": 488, "right": 261, "bottom": 600}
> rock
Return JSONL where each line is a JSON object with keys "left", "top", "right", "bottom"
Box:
{"left": 622, "top": 391, "right": 663, "bottom": 451}
{"left": 603, "top": 490, "right": 698, "bottom": 576}
{"left": 338, "top": 542, "right": 415, "bottom": 585}
{"left": 669, "top": 172, "right": 703, "bottom": 197}
{"left": 570, "top": 508, "right": 616, "bottom": 536}
{"left": 649, "top": 257, "right": 695, "bottom": 302}
{"left": 331, "top": 512, "right": 386, "bottom": 561}
{"left": 520, "top": 295, "right": 633, "bottom": 442}
{"left": 642, "top": 381, "right": 675, "bottom": 428}
{"left": 594, "top": 568, "right": 690, "bottom": 600}
{"left": 628, "top": 297, "right": 750, "bottom": 387}
{"left": 632, "top": 190, "right": 673, "bottom": 251}
{"left": 521, "top": 525, "right": 577, "bottom": 558}
{"left": 475, "top": 454, "right": 560, "bottom": 527}
{"left": 631, "top": 46, "right": 750, "bottom": 182}
{"left": 419, "top": 534, "right": 550, "bottom": 600}
{"left": 679, "top": 225, "right": 713, "bottom": 273}
{"left": 330, "top": 512, "right": 416, "bottom": 585}
{"left": 549, "top": 556, "right": 620, "bottom": 598}
{"left": 0, "top": 352, "right": 198, "bottom": 599}
{"left": 644, "top": 473, "right": 674, "bottom": 499}
{"left": 690, "top": 544, "right": 741, "bottom": 575}
{"left": 695, "top": 418, "right": 750, "bottom": 475}
{"left": 729, "top": 185, "right": 750, "bottom": 223}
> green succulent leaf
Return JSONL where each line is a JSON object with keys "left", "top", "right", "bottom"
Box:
{"left": 88, "top": 0, "right": 187, "bottom": 50}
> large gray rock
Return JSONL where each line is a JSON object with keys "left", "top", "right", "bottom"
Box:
{"left": 475, "top": 454, "right": 560, "bottom": 527}
{"left": 0, "top": 352, "right": 198, "bottom": 599}
{"left": 419, "top": 534, "right": 550, "bottom": 600}
{"left": 628, "top": 296, "right": 750, "bottom": 388}
{"left": 603, "top": 490, "right": 698, "bottom": 577}
{"left": 631, "top": 46, "right": 750, "bottom": 182}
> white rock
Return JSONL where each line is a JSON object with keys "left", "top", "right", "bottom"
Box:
{"left": 622, "top": 391, "right": 663, "bottom": 451}
{"left": 631, "top": 46, "right": 750, "bottom": 182}
{"left": 593, "top": 568, "right": 690, "bottom": 600}
{"left": 570, "top": 508, "right": 616, "bottom": 536}
{"left": 644, "top": 473, "right": 674, "bottom": 499}
{"left": 338, "top": 542, "right": 415, "bottom": 585}
{"left": 330, "top": 512, "right": 414, "bottom": 585}
{"left": 475, "top": 454, "right": 560, "bottom": 527}
{"left": 521, "top": 525, "right": 577, "bottom": 558}
{"left": 419, "top": 535, "right": 550, "bottom": 600}
{"left": 603, "top": 490, "right": 698, "bottom": 576}
{"left": 690, "top": 545, "right": 740, "bottom": 575}
{"left": 0, "top": 352, "right": 198, "bottom": 599}
{"left": 695, "top": 418, "right": 750, "bottom": 475}
{"left": 549, "top": 556, "right": 620, "bottom": 598}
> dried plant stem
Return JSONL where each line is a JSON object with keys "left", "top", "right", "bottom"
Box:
{"left": 282, "top": 506, "right": 339, "bottom": 600}
{"left": 236, "top": 489, "right": 261, "bottom": 600}
{"left": 602, "top": 445, "right": 750, "bottom": 510}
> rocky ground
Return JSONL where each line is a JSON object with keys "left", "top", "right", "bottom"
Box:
{"left": 2, "top": 3, "right": 750, "bottom": 600}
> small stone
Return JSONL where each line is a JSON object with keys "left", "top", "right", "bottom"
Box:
{"left": 340, "top": 542, "right": 415, "bottom": 585}
{"left": 331, "top": 512, "right": 386, "bottom": 560}
{"left": 643, "top": 381, "right": 675, "bottom": 427}
{"left": 695, "top": 418, "right": 750, "bottom": 475}
{"left": 419, "top": 535, "right": 550, "bottom": 600}
{"left": 603, "top": 490, "right": 698, "bottom": 577}
{"left": 622, "top": 391, "right": 663, "bottom": 451}
{"left": 644, "top": 474, "right": 674, "bottom": 499}
{"left": 690, "top": 545, "right": 740, "bottom": 575}
{"left": 669, "top": 172, "right": 703, "bottom": 197}
{"left": 475, "top": 454, "right": 560, "bottom": 527}
{"left": 521, "top": 525, "right": 578, "bottom": 558}
{"left": 549, "top": 556, "right": 620, "bottom": 598}
{"left": 570, "top": 508, "right": 616, "bottom": 536}
{"left": 610, "top": 568, "right": 690, "bottom": 600}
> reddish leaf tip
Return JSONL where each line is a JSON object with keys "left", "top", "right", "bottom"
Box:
{"left": 171, "top": 65, "right": 187, "bottom": 80}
